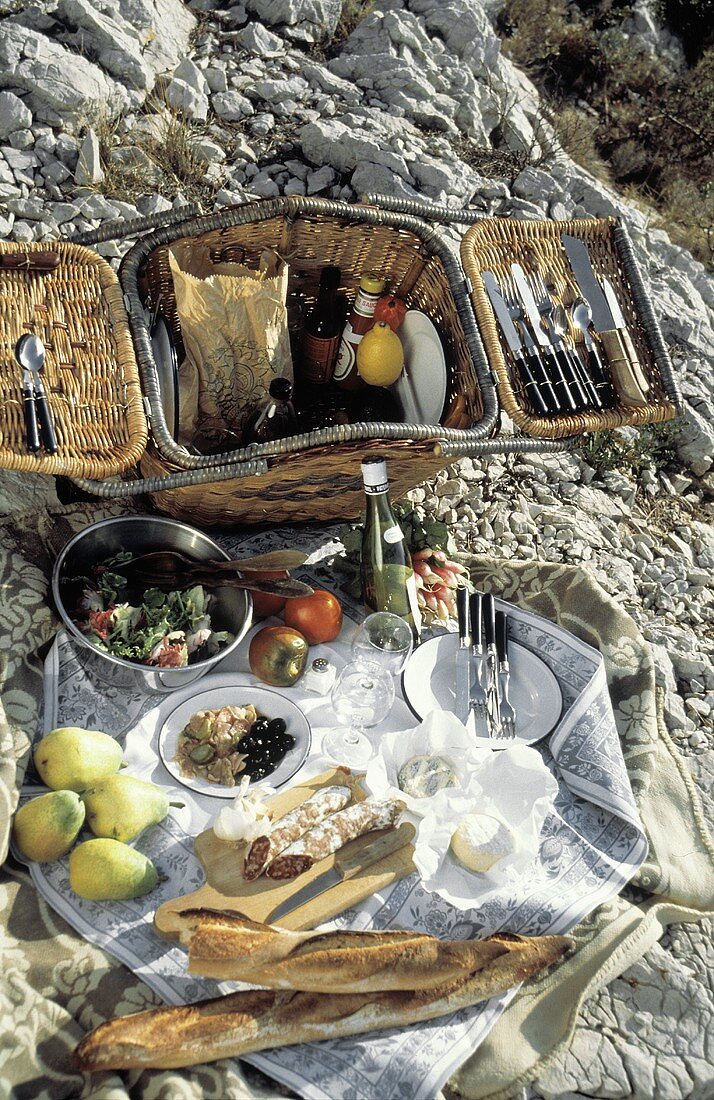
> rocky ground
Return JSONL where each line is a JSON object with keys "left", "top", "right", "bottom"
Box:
{"left": 0, "top": 0, "right": 712, "bottom": 1097}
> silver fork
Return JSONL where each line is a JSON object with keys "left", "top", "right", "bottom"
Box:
{"left": 495, "top": 609, "right": 516, "bottom": 740}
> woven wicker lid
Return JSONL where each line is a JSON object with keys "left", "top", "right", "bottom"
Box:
{"left": 0, "top": 240, "right": 148, "bottom": 478}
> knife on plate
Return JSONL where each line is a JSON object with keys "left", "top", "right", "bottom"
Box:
{"left": 562, "top": 235, "right": 649, "bottom": 407}
{"left": 469, "top": 591, "right": 491, "bottom": 739}
{"left": 510, "top": 263, "right": 587, "bottom": 413}
{"left": 454, "top": 585, "right": 472, "bottom": 725}
{"left": 269, "top": 822, "right": 414, "bottom": 923}
{"left": 482, "top": 593, "right": 502, "bottom": 737}
{"left": 482, "top": 271, "right": 552, "bottom": 417}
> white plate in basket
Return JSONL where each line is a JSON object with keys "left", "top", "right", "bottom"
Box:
{"left": 148, "top": 312, "right": 180, "bottom": 439}
{"left": 157, "top": 676, "right": 312, "bottom": 798}
{"left": 402, "top": 633, "right": 562, "bottom": 746}
{"left": 390, "top": 310, "right": 447, "bottom": 424}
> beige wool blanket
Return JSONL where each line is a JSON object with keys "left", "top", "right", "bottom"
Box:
{"left": 1, "top": 501, "right": 712, "bottom": 1099}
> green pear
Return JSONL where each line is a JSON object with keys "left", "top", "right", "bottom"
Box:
{"left": 34, "top": 727, "right": 123, "bottom": 792}
{"left": 82, "top": 774, "right": 180, "bottom": 843}
{"left": 13, "top": 790, "right": 85, "bottom": 862}
{"left": 69, "top": 838, "right": 158, "bottom": 900}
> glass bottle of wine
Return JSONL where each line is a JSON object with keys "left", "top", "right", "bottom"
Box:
{"left": 360, "top": 456, "right": 422, "bottom": 639}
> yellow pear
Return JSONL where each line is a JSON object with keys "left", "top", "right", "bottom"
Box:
{"left": 356, "top": 321, "right": 404, "bottom": 386}
{"left": 69, "top": 838, "right": 159, "bottom": 900}
{"left": 12, "top": 790, "right": 85, "bottom": 862}
{"left": 83, "top": 775, "right": 180, "bottom": 843}
{"left": 34, "top": 727, "right": 123, "bottom": 792}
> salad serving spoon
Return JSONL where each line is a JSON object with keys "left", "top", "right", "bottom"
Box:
{"left": 119, "top": 549, "right": 313, "bottom": 597}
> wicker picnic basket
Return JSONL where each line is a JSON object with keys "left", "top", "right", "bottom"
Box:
{"left": 114, "top": 195, "right": 504, "bottom": 525}
{"left": 365, "top": 196, "right": 681, "bottom": 441}
{"left": 0, "top": 241, "right": 147, "bottom": 478}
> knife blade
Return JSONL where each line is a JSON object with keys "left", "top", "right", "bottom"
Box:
{"left": 511, "top": 263, "right": 587, "bottom": 413}
{"left": 469, "top": 591, "right": 491, "bottom": 739}
{"left": 561, "top": 236, "right": 616, "bottom": 332}
{"left": 600, "top": 278, "right": 650, "bottom": 394}
{"left": 482, "top": 271, "right": 553, "bottom": 417}
{"left": 269, "top": 822, "right": 414, "bottom": 923}
{"left": 454, "top": 585, "right": 472, "bottom": 724}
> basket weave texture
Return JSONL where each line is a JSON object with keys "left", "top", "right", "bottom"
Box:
{"left": 0, "top": 241, "right": 147, "bottom": 476}
{"left": 122, "top": 196, "right": 495, "bottom": 526}
{"left": 461, "top": 216, "right": 679, "bottom": 440}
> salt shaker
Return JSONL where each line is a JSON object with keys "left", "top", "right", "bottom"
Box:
{"left": 303, "top": 657, "right": 336, "bottom": 695}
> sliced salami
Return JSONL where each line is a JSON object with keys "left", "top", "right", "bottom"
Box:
{"left": 243, "top": 785, "right": 352, "bottom": 880}
{"left": 265, "top": 797, "right": 405, "bottom": 879}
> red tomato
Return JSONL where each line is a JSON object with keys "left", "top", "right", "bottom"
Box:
{"left": 247, "top": 570, "right": 289, "bottom": 619}
{"left": 284, "top": 589, "right": 343, "bottom": 645}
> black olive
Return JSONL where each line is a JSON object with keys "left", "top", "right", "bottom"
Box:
{"left": 250, "top": 718, "right": 270, "bottom": 735}
{"left": 266, "top": 718, "right": 287, "bottom": 738}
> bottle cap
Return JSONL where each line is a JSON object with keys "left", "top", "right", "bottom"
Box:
{"left": 360, "top": 273, "right": 386, "bottom": 295}
{"left": 269, "top": 377, "right": 293, "bottom": 400}
{"left": 361, "top": 455, "right": 388, "bottom": 488}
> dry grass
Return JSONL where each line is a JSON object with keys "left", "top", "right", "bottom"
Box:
{"left": 499, "top": 0, "right": 714, "bottom": 267}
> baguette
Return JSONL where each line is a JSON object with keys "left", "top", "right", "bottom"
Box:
{"left": 74, "top": 932, "right": 570, "bottom": 1072}
{"left": 175, "top": 909, "right": 510, "bottom": 991}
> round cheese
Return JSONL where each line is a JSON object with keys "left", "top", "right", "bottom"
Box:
{"left": 449, "top": 812, "right": 517, "bottom": 873}
{"left": 397, "top": 754, "right": 458, "bottom": 799}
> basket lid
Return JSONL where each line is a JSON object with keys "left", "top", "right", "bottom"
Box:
{"left": 0, "top": 240, "right": 148, "bottom": 478}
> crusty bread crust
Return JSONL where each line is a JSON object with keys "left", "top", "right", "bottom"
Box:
{"left": 176, "top": 908, "right": 510, "bottom": 991}
{"left": 73, "top": 927, "right": 571, "bottom": 1072}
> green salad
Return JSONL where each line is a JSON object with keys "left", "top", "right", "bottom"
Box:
{"left": 73, "top": 551, "right": 232, "bottom": 668}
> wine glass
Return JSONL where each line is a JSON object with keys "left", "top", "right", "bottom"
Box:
{"left": 321, "top": 661, "right": 396, "bottom": 769}
{"left": 350, "top": 612, "right": 414, "bottom": 676}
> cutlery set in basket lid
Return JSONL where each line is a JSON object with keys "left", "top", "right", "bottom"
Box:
{"left": 0, "top": 200, "right": 680, "bottom": 512}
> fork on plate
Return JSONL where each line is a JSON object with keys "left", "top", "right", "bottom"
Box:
{"left": 495, "top": 609, "right": 517, "bottom": 740}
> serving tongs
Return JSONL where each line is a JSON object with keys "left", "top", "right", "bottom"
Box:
{"left": 119, "top": 548, "right": 314, "bottom": 597}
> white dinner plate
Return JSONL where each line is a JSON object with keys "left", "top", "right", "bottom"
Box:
{"left": 157, "top": 676, "right": 312, "bottom": 799}
{"left": 149, "top": 312, "right": 179, "bottom": 439}
{"left": 390, "top": 310, "right": 448, "bottom": 424}
{"left": 402, "top": 634, "right": 563, "bottom": 746}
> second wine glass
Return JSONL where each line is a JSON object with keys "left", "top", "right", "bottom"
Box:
{"left": 322, "top": 661, "right": 395, "bottom": 769}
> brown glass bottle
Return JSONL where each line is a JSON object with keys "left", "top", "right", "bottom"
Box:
{"left": 242, "top": 378, "right": 298, "bottom": 444}
{"left": 299, "top": 266, "right": 343, "bottom": 385}
{"left": 333, "top": 272, "right": 386, "bottom": 391}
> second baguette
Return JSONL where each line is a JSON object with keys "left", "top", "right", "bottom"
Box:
{"left": 176, "top": 909, "right": 510, "bottom": 991}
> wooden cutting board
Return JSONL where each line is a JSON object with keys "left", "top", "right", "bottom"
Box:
{"left": 154, "top": 767, "right": 416, "bottom": 936}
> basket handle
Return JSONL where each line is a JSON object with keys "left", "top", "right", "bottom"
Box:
{"left": 64, "top": 203, "right": 204, "bottom": 247}
{"left": 432, "top": 436, "right": 574, "bottom": 458}
{"left": 361, "top": 193, "right": 487, "bottom": 225}
{"left": 71, "top": 456, "right": 269, "bottom": 499}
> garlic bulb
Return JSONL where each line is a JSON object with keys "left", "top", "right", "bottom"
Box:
{"left": 213, "top": 775, "right": 274, "bottom": 843}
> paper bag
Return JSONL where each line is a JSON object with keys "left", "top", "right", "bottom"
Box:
{"left": 168, "top": 242, "right": 293, "bottom": 450}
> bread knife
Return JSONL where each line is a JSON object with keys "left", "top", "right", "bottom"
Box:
{"left": 269, "top": 822, "right": 413, "bottom": 923}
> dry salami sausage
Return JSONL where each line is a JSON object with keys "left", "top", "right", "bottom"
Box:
{"left": 265, "top": 798, "right": 405, "bottom": 879}
{"left": 243, "top": 785, "right": 352, "bottom": 880}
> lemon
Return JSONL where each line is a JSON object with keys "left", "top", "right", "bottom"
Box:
{"left": 356, "top": 322, "right": 404, "bottom": 386}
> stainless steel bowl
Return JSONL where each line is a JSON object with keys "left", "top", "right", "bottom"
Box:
{"left": 52, "top": 515, "right": 253, "bottom": 695}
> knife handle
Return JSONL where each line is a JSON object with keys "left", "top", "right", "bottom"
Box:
{"left": 23, "top": 386, "right": 40, "bottom": 453}
{"left": 0, "top": 251, "right": 60, "bottom": 272}
{"left": 35, "top": 390, "right": 57, "bottom": 454}
{"left": 571, "top": 346, "right": 603, "bottom": 411}
{"left": 470, "top": 592, "right": 483, "bottom": 650}
{"left": 495, "top": 610, "right": 508, "bottom": 665}
{"left": 586, "top": 344, "right": 617, "bottom": 408}
{"left": 334, "top": 821, "right": 415, "bottom": 880}
{"left": 524, "top": 348, "right": 559, "bottom": 414}
{"left": 619, "top": 328, "right": 650, "bottom": 393}
{"left": 483, "top": 593, "right": 496, "bottom": 649}
{"left": 514, "top": 353, "right": 549, "bottom": 416}
{"left": 456, "top": 586, "right": 470, "bottom": 644}
{"left": 599, "top": 330, "right": 650, "bottom": 407}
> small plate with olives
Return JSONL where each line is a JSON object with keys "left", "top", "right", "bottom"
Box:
{"left": 157, "top": 674, "right": 312, "bottom": 798}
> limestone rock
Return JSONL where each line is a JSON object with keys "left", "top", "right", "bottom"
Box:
{"left": 243, "top": 0, "right": 343, "bottom": 40}
{"left": 0, "top": 21, "right": 128, "bottom": 128}
{"left": 75, "top": 128, "right": 103, "bottom": 186}
{"left": 0, "top": 91, "right": 33, "bottom": 141}
{"left": 213, "top": 91, "right": 254, "bottom": 121}
{"left": 166, "top": 78, "right": 209, "bottom": 122}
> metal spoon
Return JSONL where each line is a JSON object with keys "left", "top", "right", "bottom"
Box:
{"left": 553, "top": 302, "right": 601, "bottom": 410}
{"left": 570, "top": 299, "right": 616, "bottom": 408}
{"left": 13, "top": 335, "right": 40, "bottom": 453}
{"left": 15, "top": 334, "right": 57, "bottom": 453}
